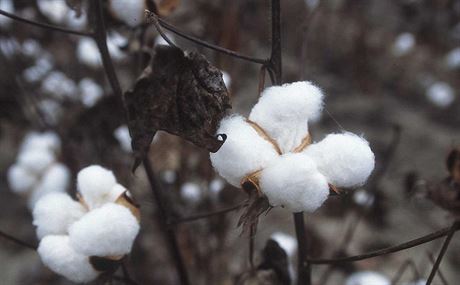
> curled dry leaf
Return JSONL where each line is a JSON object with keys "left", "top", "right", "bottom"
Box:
{"left": 125, "top": 45, "right": 230, "bottom": 170}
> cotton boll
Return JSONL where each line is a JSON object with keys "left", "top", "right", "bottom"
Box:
{"left": 304, "top": 133, "right": 374, "bottom": 188}
{"left": 37, "top": 0, "right": 69, "bottom": 24}
{"left": 33, "top": 193, "right": 86, "bottom": 239}
{"left": 445, "top": 47, "right": 460, "bottom": 70}
{"left": 426, "top": 82, "right": 455, "bottom": 108}
{"left": 270, "top": 232, "right": 297, "bottom": 258}
{"left": 7, "top": 164, "right": 38, "bottom": 194}
{"left": 107, "top": 184, "right": 128, "bottom": 203}
{"left": 109, "top": 0, "right": 145, "bottom": 27}
{"left": 107, "top": 32, "right": 127, "bottom": 61}
{"left": 181, "top": 182, "right": 202, "bottom": 203}
{"left": 345, "top": 271, "right": 390, "bottom": 285}
{"left": 17, "top": 148, "right": 55, "bottom": 175}
{"left": 29, "top": 163, "right": 71, "bottom": 209}
{"left": 210, "top": 115, "right": 280, "bottom": 187}
{"left": 77, "top": 38, "right": 101, "bottom": 68}
{"left": 260, "top": 153, "right": 329, "bottom": 212}
{"left": 41, "top": 71, "right": 78, "bottom": 100}
{"left": 392, "top": 33, "right": 415, "bottom": 56}
{"left": 249, "top": 81, "right": 324, "bottom": 153}
{"left": 69, "top": 203, "right": 140, "bottom": 257}
{"left": 77, "top": 165, "right": 118, "bottom": 209}
{"left": 38, "top": 235, "right": 99, "bottom": 283}
{"left": 79, "top": 78, "right": 103, "bottom": 107}
{"left": 114, "top": 125, "right": 132, "bottom": 152}
{"left": 20, "top": 131, "right": 60, "bottom": 153}
{"left": 21, "top": 39, "right": 42, "bottom": 58}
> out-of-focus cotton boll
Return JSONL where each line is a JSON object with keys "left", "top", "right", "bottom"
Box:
{"left": 161, "top": 170, "right": 176, "bottom": 184}
{"left": 79, "top": 78, "right": 103, "bottom": 107}
{"left": 17, "top": 148, "right": 55, "bottom": 175}
{"left": 210, "top": 115, "right": 279, "bottom": 186}
{"left": 260, "top": 153, "right": 329, "bottom": 212}
{"left": 114, "top": 125, "right": 132, "bottom": 152}
{"left": 77, "top": 38, "right": 101, "bottom": 68}
{"left": 107, "top": 184, "right": 128, "bottom": 203}
{"left": 77, "top": 165, "right": 117, "bottom": 209}
{"left": 304, "top": 133, "right": 374, "bottom": 188}
{"left": 7, "top": 164, "right": 38, "bottom": 194}
{"left": 392, "top": 33, "right": 415, "bottom": 56}
{"left": 181, "top": 182, "right": 202, "bottom": 203}
{"left": 222, "top": 71, "right": 231, "bottom": 90}
{"left": 249, "top": 81, "right": 324, "bottom": 153}
{"left": 107, "top": 32, "right": 127, "bottom": 61}
{"left": 33, "top": 193, "right": 86, "bottom": 239}
{"left": 41, "top": 71, "right": 78, "bottom": 100}
{"left": 37, "top": 0, "right": 69, "bottom": 24}
{"left": 0, "top": 37, "right": 20, "bottom": 57}
{"left": 403, "top": 279, "right": 427, "bottom": 285}
{"left": 21, "top": 39, "right": 42, "bottom": 58}
{"left": 445, "top": 47, "right": 460, "bottom": 70}
{"left": 38, "top": 235, "right": 99, "bottom": 283}
{"left": 209, "top": 178, "right": 225, "bottom": 198}
{"left": 426, "top": 82, "right": 455, "bottom": 108}
{"left": 353, "top": 189, "right": 374, "bottom": 207}
{"left": 109, "top": 0, "right": 145, "bottom": 27}
{"left": 0, "top": 0, "right": 14, "bottom": 27}
{"left": 66, "top": 9, "right": 87, "bottom": 29}
{"left": 29, "top": 164, "right": 70, "bottom": 209}
{"left": 23, "top": 57, "right": 53, "bottom": 83}
{"left": 270, "top": 232, "right": 297, "bottom": 257}
{"left": 69, "top": 203, "right": 140, "bottom": 257}
{"left": 345, "top": 271, "right": 390, "bottom": 285}
{"left": 38, "top": 99, "right": 63, "bottom": 125}
{"left": 20, "top": 131, "right": 60, "bottom": 153}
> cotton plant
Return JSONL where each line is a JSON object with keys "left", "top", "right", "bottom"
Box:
{"left": 210, "top": 81, "right": 375, "bottom": 213}
{"left": 7, "top": 131, "right": 70, "bottom": 209}
{"left": 33, "top": 165, "right": 141, "bottom": 283}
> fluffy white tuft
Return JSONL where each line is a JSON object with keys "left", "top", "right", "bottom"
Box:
{"left": 69, "top": 203, "right": 140, "bottom": 257}
{"left": 304, "top": 133, "right": 374, "bottom": 188}
{"left": 210, "top": 115, "right": 279, "bottom": 186}
{"left": 20, "top": 131, "right": 60, "bottom": 153}
{"left": 28, "top": 163, "right": 70, "bottom": 208}
{"left": 260, "top": 153, "right": 329, "bottom": 212}
{"left": 7, "top": 164, "right": 38, "bottom": 194}
{"left": 77, "top": 165, "right": 118, "bottom": 209}
{"left": 33, "top": 193, "right": 86, "bottom": 239}
{"left": 426, "top": 82, "right": 455, "bottom": 108}
{"left": 109, "top": 0, "right": 145, "bottom": 27}
{"left": 79, "top": 78, "right": 103, "bottom": 107}
{"left": 345, "top": 271, "right": 390, "bottom": 285}
{"left": 181, "top": 182, "right": 202, "bottom": 203}
{"left": 17, "top": 148, "right": 55, "bottom": 175}
{"left": 270, "top": 232, "right": 297, "bottom": 257}
{"left": 37, "top": 0, "right": 69, "bottom": 24}
{"left": 392, "top": 33, "right": 415, "bottom": 56}
{"left": 249, "top": 81, "right": 324, "bottom": 153}
{"left": 38, "top": 235, "right": 99, "bottom": 283}
{"left": 114, "top": 125, "right": 132, "bottom": 152}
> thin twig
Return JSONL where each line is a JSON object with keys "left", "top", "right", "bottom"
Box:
{"left": 269, "top": 0, "right": 282, "bottom": 85}
{"left": 90, "top": 1, "right": 190, "bottom": 284}
{"left": 145, "top": 11, "right": 179, "bottom": 49}
{"left": 0, "top": 9, "right": 92, "bottom": 36}
{"left": 155, "top": 16, "right": 268, "bottom": 64}
{"left": 426, "top": 251, "right": 450, "bottom": 285}
{"left": 0, "top": 230, "right": 37, "bottom": 250}
{"left": 294, "top": 212, "right": 311, "bottom": 285}
{"left": 426, "top": 221, "right": 459, "bottom": 285}
{"left": 391, "top": 259, "right": 420, "bottom": 285}
{"left": 308, "top": 225, "right": 460, "bottom": 264}
{"left": 170, "top": 202, "right": 247, "bottom": 225}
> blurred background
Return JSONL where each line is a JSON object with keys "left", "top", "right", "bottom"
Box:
{"left": 0, "top": 0, "right": 459, "bottom": 284}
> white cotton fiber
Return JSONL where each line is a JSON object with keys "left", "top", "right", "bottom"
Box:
{"left": 270, "top": 232, "right": 297, "bottom": 257}
{"left": 79, "top": 78, "right": 103, "bottom": 107}
{"left": 114, "top": 125, "right": 132, "bottom": 152}
{"left": 37, "top": 0, "right": 69, "bottom": 24}
{"left": 17, "top": 148, "right": 55, "bottom": 175}
{"left": 77, "top": 38, "right": 101, "bottom": 68}
{"left": 210, "top": 115, "right": 280, "bottom": 187}
{"left": 28, "top": 163, "right": 70, "bottom": 209}
{"left": 77, "top": 165, "right": 118, "bottom": 209}
{"left": 7, "top": 164, "right": 37, "bottom": 194}
{"left": 181, "top": 182, "right": 202, "bottom": 203}
{"left": 249, "top": 81, "right": 324, "bottom": 153}
{"left": 345, "top": 271, "right": 390, "bottom": 285}
{"left": 304, "top": 133, "right": 374, "bottom": 188}
{"left": 38, "top": 235, "right": 99, "bottom": 283}
{"left": 109, "top": 0, "right": 145, "bottom": 27}
{"left": 33, "top": 193, "right": 86, "bottom": 239}
{"left": 20, "top": 131, "right": 60, "bottom": 153}
{"left": 260, "top": 153, "right": 329, "bottom": 212}
{"left": 107, "top": 183, "right": 127, "bottom": 203}
{"left": 69, "top": 203, "right": 140, "bottom": 257}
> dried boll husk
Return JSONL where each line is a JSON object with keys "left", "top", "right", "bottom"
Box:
{"left": 115, "top": 191, "right": 141, "bottom": 222}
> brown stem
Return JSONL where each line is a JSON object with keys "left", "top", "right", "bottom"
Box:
{"left": 294, "top": 212, "right": 311, "bottom": 285}
{"left": 0, "top": 230, "right": 37, "bottom": 250}
{"left": 308, "top": 225, "right": 460, "bottom": 264}
{"left": 269, "top": 0, "right": 282, "bottom": 85}
{"left": 426, "top": 221, "right": 459, "bottom": 285}
{"left": 170, "top": 202, "right": 247, "bottom": 225}
{"left": 0, "top": 9, "right": 92, "bottom": 36}
{"left": 426, "top": 251, "right": 450, "bottom": 285}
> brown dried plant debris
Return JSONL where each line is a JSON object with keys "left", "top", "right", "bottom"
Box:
{"left": 124, "top": 45, "right": 231, "bottom": 170}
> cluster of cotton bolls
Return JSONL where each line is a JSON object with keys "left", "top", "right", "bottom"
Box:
{"left": 76, "top": 32, "right": 127, "bottom": 68}
{"left": 7, "top": 132, "right": 69, "bottom": 209}
{"left": 210, "top": 81, "right": 375, "bottom": 213}
{"left": 37, "top": 0, "right": 87, "bottom": 29}
{"left": 33, "top": 165, "right": 141, "bottom": 283}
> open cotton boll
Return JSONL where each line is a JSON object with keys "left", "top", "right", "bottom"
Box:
{"left": 79, "top": 78, "right": 103, "bottom": 107}
{"left": 20, "top": 131, "right": 60, "bottom": 153}
{"left": 69, "top": 203, "right": 140, "bottom": 257}
{"left": 41, "top": 71, "right": 78, "bottom": 100}
{"left": 29, "top": 164, "right": 71, "bottom": 209}
{"left": 38, "top": 235, "right": 99, "bottom": 283}
{"left": 7, "top": 164, "right": 38, "bottom": 194}
{"left": 210, "top": 115, "right": 280, "bottom": 187}
{"left": 37, "top": 0, "right": 69, "bottom": 24}
{"left": 114, "top": 125, "right": 132, "bottom": 152}
{"left": 33, "top": 193, "right": 86, "bottom": 239}
{"left": 77, "top": 38, "right": 101, "bottom": 68}
{"left": 17, "top": 148, "right": 55, "bottom": 175}
{"left": 426, "top": 82, "right": 455, "bottom": 108}
{"left": 109, "top": 0, "right": 145, "bottom": 27}
{"left": 249, "top": 81, "right": 324, "bottom": 153}
{"left": 77, "top": 165, "right": 117, "bottom": 209}
{"left": 260, "top": 153, "right": 329, "bottom": 212}
{"left": 345, "top": 271, "right": 390, "bottom": 285}
{"left": 270, "top": 232, "right": 297, "bottom": 258}
{"left": 181, "top": 182, "right": 202, "bottom": 203}
{"left": 304, "top": 133, "right": 374, "bottom": 188}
